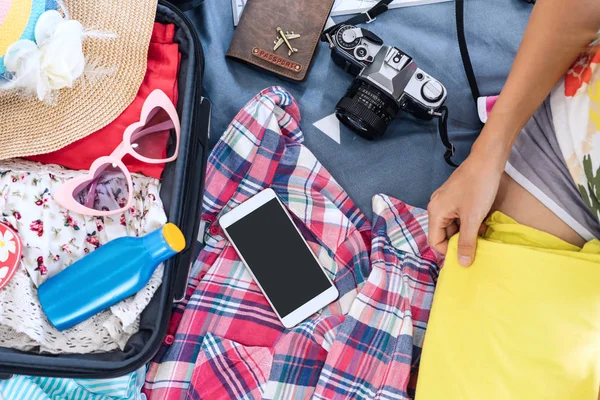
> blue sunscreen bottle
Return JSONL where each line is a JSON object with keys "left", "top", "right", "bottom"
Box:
{"left": 39, "top": 223, "right": 186, "bottom": 331}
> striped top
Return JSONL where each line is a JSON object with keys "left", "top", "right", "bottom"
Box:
{"left": 0, "top": 367, "right": 145, "bottom": 400}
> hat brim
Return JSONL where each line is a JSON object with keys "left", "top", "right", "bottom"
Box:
{"left": 0, "top": 0, "right": 159, "bottom": 160}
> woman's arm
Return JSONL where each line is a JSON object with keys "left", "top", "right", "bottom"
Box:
{"left": 475, "top": 0, "right": 600, "bottom": 164}
{"left": 428, "top": 0, "right": 600, "bottom": 266}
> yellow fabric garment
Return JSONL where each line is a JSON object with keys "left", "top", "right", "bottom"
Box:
{"left": 416, "top": 212, "right": 600, "bottom": 400}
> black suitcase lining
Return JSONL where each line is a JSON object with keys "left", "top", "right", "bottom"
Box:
{"left": 0, "top": 2, "right": 207, "bottom": 379}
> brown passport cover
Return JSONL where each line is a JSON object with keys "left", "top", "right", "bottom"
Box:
{"left": 226, "top": 0, "right": 335, "bottom": 81}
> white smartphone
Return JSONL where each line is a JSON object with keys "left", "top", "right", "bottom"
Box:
{"left": 219, "top": 188, "right": 339, "bottom": 328}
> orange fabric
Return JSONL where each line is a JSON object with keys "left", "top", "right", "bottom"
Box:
{"left": 27, "top": 23, "right": 180, "bottom": 179}
{"left": 564, "top": 47, "right": 600, "bottom": 97}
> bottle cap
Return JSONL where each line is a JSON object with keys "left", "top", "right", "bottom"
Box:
{"left": 163, "top": 223, "right": 185, "bottom": 252}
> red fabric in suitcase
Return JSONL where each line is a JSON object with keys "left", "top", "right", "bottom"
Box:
{"left": 27, "top": 23, "right": 180, "bottom": 179}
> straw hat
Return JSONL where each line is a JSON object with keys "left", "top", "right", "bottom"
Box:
{"left": 0, "top": 0, "right": 158, "bottom": 160}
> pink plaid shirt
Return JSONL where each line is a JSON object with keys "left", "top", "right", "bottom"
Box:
{"left": 143, "top": 87, "right": 441, "bottom": 400}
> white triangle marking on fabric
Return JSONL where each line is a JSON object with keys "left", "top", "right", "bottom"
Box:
{"left": 0, "top": 267, "right": 9, "bottom": 280}
{"left": 313, "top": 113, "right": 341, "bottom": 145}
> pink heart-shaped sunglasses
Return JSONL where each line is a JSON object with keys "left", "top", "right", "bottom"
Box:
{"left": 54, "top": 89, "right": 180, "bottom": 216}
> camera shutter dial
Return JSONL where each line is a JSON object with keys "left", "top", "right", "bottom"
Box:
{"left": 421, "top": 81, "right": 444, "bottom": 103}
{"left": 337, "top": 26, "right": 360, "bottom": 50}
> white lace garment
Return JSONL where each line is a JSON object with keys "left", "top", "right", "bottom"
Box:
{"left": 0, "top": 159, "right": 166, "bottom": 353}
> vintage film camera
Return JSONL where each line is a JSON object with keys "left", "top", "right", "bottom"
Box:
{"left": 324, "top": 25, "right": 448, "bottom": 140}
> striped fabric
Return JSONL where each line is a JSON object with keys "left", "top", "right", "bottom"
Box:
{"left": 0, "top": 366, "right": 146, "bottom": 400}
{"left": 313, "top": 195, "right": 440, "bottom": 400}
{"left": 185, "top": 332, "right": 273, "bottom": 400}
{"left": 143, "top": 87, "right": 442, "bottom": 400}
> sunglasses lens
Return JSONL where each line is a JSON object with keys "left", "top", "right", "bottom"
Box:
{"left": 73, "top": 165, "right": 130, "bottom": 212}
{"left": 130, "top": 107, "right": 177, "bottom": 161}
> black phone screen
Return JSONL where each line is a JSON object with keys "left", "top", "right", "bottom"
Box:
{"left": 225, "top": 198, "right": 333, "bottom": 318}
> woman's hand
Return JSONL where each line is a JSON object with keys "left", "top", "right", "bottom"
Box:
{"left": 427, "top": 145, "right": 505, "bottom": 267}
{"left": 426, "top": 0, "right": 600, "bottom": 267}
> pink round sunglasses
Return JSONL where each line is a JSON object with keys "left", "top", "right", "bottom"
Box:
{"left": 54, "top": 89, "right": 180, "bottom": 216}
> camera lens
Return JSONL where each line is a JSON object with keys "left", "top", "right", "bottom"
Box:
{"left": 335, "top": 79, "right": 400, "bottom": 139}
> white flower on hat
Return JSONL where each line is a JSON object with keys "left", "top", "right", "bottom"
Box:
{"left": 1, "top": 6, "right": 115, "bottom": 103}
{"left": 0, "top": 229, "right": 17, "bottom": 263}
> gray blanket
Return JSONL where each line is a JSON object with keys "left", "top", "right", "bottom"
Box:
{"left": 186, "top": 0, "right": 532, "bottom": 218}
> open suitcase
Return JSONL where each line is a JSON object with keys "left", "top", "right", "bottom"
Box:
{"left": 0, "top": 0, "right": 210, "bottom": 379}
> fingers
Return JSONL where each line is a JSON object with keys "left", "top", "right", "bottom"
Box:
{"left": 457, "top": 216, "right": 481, "bottom": 267}
{"left": 428, "top": 204, "right": 456, "bottom": 255}
{"left": 446, "top": 223, "right": 459, "bottom": 238}
{"left": 428, "top": 223, "right": 449, "bottom": 254}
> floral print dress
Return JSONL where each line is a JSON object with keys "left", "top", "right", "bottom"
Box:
{"left": 551, "top": 32, "right": 600, "bottom": 223}
{"left": 0, "top": 159, "right": 167, "bottom": 354}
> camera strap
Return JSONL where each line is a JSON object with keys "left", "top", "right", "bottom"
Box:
{"left": 322, "top": 0, "right": 394, "bottom": 41}
{"left": 455, "top": 0, "right": 480, "bottom": 105}
{"left": 437, "top": 106, "right": 458, "bottom": 168}
{"left": 455, "top": 0, "right": 535, "bottom": 106}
